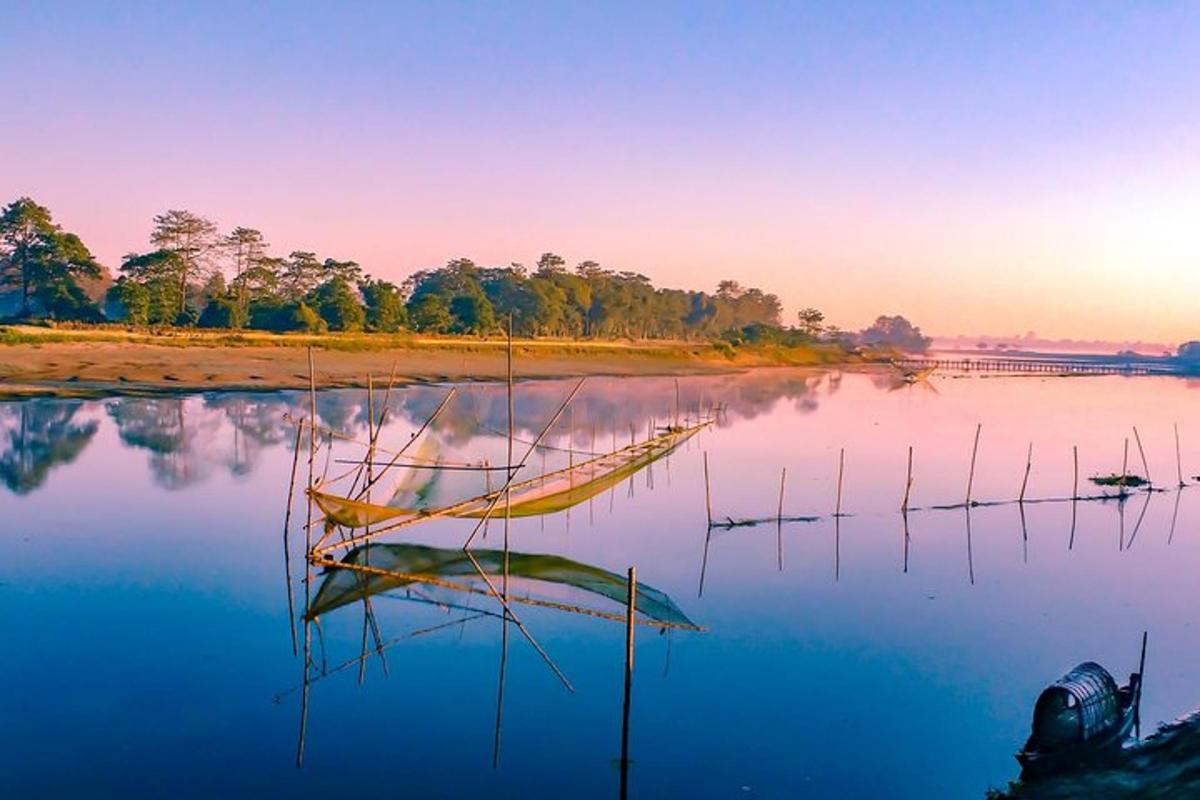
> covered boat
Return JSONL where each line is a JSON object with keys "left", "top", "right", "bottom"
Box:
{"left": 1017, "top": 661, "right": 1141, "bottom": 776}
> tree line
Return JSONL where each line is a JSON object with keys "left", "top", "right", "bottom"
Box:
{"left": 0, "top": 196, "right": 930, "bottom": 350}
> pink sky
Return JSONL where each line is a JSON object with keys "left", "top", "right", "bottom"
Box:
{"left": 4, "top": 3, "right": 1199, "bottom": 343}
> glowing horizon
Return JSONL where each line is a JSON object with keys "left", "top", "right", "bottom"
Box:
{"left": 4, "top": 3, "right": 1198, "bottom": 343}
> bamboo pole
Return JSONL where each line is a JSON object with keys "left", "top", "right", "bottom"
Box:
{"left": 901, "top": 446, "right": 913, "bottom": 513}
{"left": 1121, "top": 438, "right": 1130, "bottom": 495}
{"left": 1019, "top": 442, "right": 1033, "bottom": 503}
{"left": 620, "top": 565, "right": 636, "bottom": 800}
{"left": 282, "top": 420, "right": 304, "bottom": 657}
{"left": 1073, "top": 445, "right": 1079, "bottom": 499}
{"left": 460, "top": 378, "right": 586, "bottom": 551}
{"left": 777, "top": 467, "right": 787, "bottom": 524}
{"left": 703, "top": 451, "right": 713, "bottom": 527}
{"left": 835, "top": 448, "right": 845, "bottom": 517}
{"left": 496, "top": 317, "right": 514, "bottom": 765}
{"left": 1175, "top": 423, "right": 1185, "bottom": 488}
{"left": 1133, "top": 426, "right": 1151, "bottom": 486}
{"left": 504, "top": 315, "right": 513, "bottom": 619}
{"left": 355, "top": 387, "right": 458, "bottom": 498}
{"left": 966, "top": 423, "right": 982, "bottom": 506}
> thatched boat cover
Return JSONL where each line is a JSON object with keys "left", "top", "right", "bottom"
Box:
{"left": 308, "top": 543, "right": 696, "bottom": 628}
{"left": 1031, "top": 662, "right": 1122, "bottom": 746}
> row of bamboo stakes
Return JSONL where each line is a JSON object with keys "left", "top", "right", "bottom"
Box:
{"left": 703, "top": 421, "right": 1190, "bottom": 529}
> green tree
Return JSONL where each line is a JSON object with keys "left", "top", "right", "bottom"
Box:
{"left": 0, "top": 198, "right": 102, "bottom": 319}
{"left": 120, "top": 250, "right": 186, "bottom": 324}
{"left": 858, "top": 315, "right": 931, "bottom": 353}
{"left": 197, "top": 294, "right": 248, "bottom": 329}
{"left": 360, "top": 278, "right": 406, "bottom": 332}
{"left": 797, "top": 308, "right": 825, "bottom": 338}
{"left": 311, "top": 277, "right": 365, "bottom": 331}
{"left": 280, "top": 251, "right": 324, "bottom": 300}
{"left": 224, "top": 227, "right": 268, "bottom": 312}
{"left": 292, "top": 301, "right": 327, "bottom": 333}
{"left": 408, "top": 293, "right": 453, "bottom": 333}
{"left": 322, "top": 258, "right": 363, "bottom": 285}
{"left": 150, "top": 209, "right": 220, "bottom": 316}
{"left": 450, "top": 293, "right": 495, "bottom": 334}
{"left": 106, "top": 277, "right": 150, "bottom": 325}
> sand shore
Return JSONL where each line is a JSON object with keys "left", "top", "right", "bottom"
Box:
{"left": 0, "top": 326, "right": 851, "bottom": 398}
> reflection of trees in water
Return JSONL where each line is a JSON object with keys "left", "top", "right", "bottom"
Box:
{"left": 384, "top": 371, "right": 828, "bottom": 449}
{"left": 204, "top": 393, "right": 304, "bottom": 476}
{"left": 0, "top": 401, "right": 98, "bottom": 494}
{"left": 106, "top": 397, "right": 223, "bottom": 489}
{"left": 3, "top": 369, "right": 871, "bottom": 494}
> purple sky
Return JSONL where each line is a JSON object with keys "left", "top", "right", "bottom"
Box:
{"left": 3, "top": 2, "right": 1199, "bottom": 341}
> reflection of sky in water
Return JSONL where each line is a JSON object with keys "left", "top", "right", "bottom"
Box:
{"left": 3, "top": 370, "right": 1200, "bottom": 798}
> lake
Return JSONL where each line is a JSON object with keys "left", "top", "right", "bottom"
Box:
{"left": 3, "top": 367, "right": 1199, "bottom": 798}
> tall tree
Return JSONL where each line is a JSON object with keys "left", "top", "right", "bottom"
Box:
{"left": 150, "top": 210, "right": 219, "bottom": 315}
{"left": 119, "top": 250, "right": 186, "bottom": 324}
{"left": 279, "top": 251, "right": 323, "bottom": 300}
{"left": 0, "top": 198, "right": 55, "bottom": 313}
{"left": 0, "top": 198, "right": 101, "bottom": 318}
{"left": 224, "top": 227, "right": 267, "bottom": 312}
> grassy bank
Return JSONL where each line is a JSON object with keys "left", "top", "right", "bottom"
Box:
{"left": 0, "top": 324, "right": 857, "bottom": 398}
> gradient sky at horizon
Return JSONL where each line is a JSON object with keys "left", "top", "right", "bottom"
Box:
{"left": 3, "top": 1, "right": 1199, "bottom": 342}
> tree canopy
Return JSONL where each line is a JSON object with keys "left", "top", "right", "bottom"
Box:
{"left": 0, "top": 198, "right": 103, "bottom": 319}
{"left": 1, "top": 196, "right": 931, "bottom": 353}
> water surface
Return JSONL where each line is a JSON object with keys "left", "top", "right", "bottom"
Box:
{"left": 4, "top": 368, "right": 1199, "bottom": 798}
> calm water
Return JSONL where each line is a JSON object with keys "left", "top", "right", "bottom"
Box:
{"left": 4, "top": 368, "right": 1200, "bottom": 798}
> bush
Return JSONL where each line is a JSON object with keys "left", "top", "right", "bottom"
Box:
{"left": 197, "top": 296, "right": 248, "bottom": 329}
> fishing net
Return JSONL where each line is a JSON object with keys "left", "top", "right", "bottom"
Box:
{"left": 309, "top": 543, "right": 696, "bottom": 628}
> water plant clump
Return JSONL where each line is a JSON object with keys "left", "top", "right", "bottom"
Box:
{"left": 1090, "top": 473, "right": 1149, "bottom": 488}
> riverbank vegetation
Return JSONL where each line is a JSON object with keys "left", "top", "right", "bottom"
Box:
{"left": 1, "top": 196, "right": 932, "bottom": 354}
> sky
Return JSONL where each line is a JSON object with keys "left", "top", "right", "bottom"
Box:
{"left": 3, "top": 1, "right": 1199, "bottom": 343}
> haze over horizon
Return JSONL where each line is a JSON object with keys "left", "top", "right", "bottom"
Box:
{"left": 4, "top": 2, "right": 1198, "bottom": 342}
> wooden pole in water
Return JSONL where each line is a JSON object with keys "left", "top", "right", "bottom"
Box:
{"left": 282, "top": 420, "right": 304, "bottom": 657}
{"left": 504, "top": 315, "right": 514, "bottom": 604}
{"left": 1073, "top": 445, "right": 1079, "bottom": 500}
{"left": 1133, "top": 426, "right": 1151, "bottom": 486}
{"left": 777, "top": 467, "right": 787, "bottom": 525}
{"left": 1175, "top": 423, "right": 1185, "bottom": 488}
{"left": 703, "top": 451, "right": 713, "bottom": 528}
{"left": 835, "top": 448, "right": 845, "bottom": 517}
{"left": 1121, "top": 438, "right": 1130, "bottom": 495}
{"left": 1135, "top": 630, "right": 1148, "bottom": 739}
{"left": 1019, "top": 442, "right": 1033, "bottom": 503}
{"left": 620, "top": 565, "right": 636, "bottom": 800}
{"left": 966, "top": 423, "right": 982, "bottom": 506}
{"left": 901, "top": 446, "right": 913, "bottom": 513}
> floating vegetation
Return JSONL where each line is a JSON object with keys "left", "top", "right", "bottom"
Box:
{"left": 1090, "top": 474, "right": 1149, "bottom": 488}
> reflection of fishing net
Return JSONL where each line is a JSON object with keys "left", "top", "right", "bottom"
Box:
{"left": 309, "top": 543, "right": 696, "bottom": 628}
{"left": 312, "top": 424, "right": 702, "bottom": 529}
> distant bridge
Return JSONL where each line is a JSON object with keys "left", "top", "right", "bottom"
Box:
{"left": 892, "top": 354, "right": 1180, "bottom": 376}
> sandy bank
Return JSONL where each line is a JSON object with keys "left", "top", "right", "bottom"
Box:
{"left": 0, "top": 327, "right": 852, "bottom": 398}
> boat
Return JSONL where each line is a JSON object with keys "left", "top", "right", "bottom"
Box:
{"left": 1016, "top": 636, "right": 1147, "bottom": 777}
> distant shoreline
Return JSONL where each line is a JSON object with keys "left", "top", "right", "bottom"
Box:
{"left": 0, "top": 325, "right": 856, "bottom": 399}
